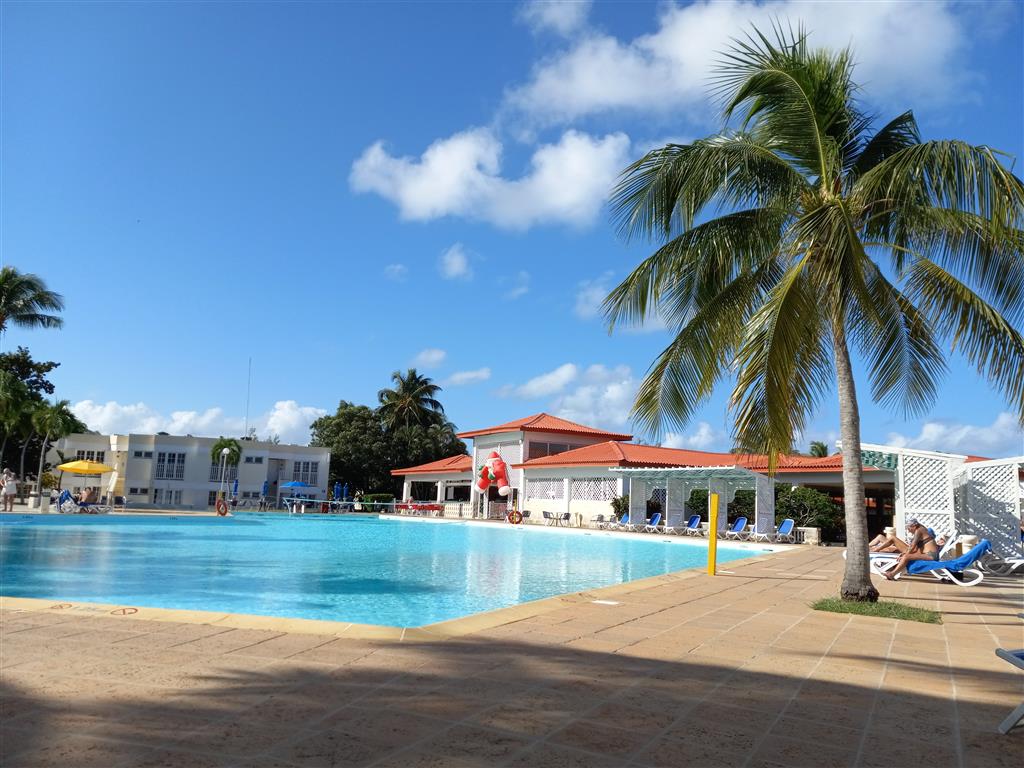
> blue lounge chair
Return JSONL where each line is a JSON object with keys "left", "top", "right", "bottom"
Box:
{"left": 723, "top": 516, "right": 749, "bottom": 540}
{"left": 897, "top": 540, "right": 993, "bottom": 586}
{"left": 605, "top": 512, "right": 629, "bottom": 530}
{"left": 644, "top": 512, "right": 664, "bottom": 533}
{"left": 681, "top": 514, "right": 703, "bottom": 536}
{"left": 751, "top": 518, "right": 796, "bottom": 543}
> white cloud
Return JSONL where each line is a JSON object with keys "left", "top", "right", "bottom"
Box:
{"left": 447, "top": 367, "right": 492, "bottom": 386}
{"left": 550, "top": 364, "right": 637, "bottom": 429}
{"left": 70, "top": 399, "right": 326, "bottom": 445}
{"left": 506, "top": 1, "right": 979, "bottom": 125}
{"left": 505, "top": 270, "right": 530, "bottom": 300}
{"left": 439, "top": 243, "right": 473, "bottom": 280}
{"left": 519, "top": 0, "right": 591, "bottom": 36}
{"left": 412, "top": 348, "right": 447, "bottom": 368}
{"left": 574, "top": 271, "right": 613, "bottom": 319}
{"left": 886, "top": 412, "right": 1024, "bottom": 458}
{"left": 383, "top": 263, "right": 408, "bottom": 281}
{"left": 663, "top": 422, "right": 728, "bottom": 451}
{"left": 503, "top": 363, "right": 579, "bottom": 398}
{"left": 350, "top": 128, "right": 630, "bottom": 230}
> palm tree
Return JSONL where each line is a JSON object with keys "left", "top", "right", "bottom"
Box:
{"left": 0, "top": 267, "right": 64, "bottom": 335}
{"left": 809, "top": 441, "right": 829, "bottom": 458}
{"left": 606, "top": 25, "right": 1024, "bottom": 602}
{"left": 377, "top": 369, "right": 445, "bottom": 429}
{"left": 33, "top": 400, "right": 76, "bottom": 501}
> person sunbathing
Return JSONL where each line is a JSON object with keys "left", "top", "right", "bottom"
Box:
{"left": 884, "top": 518, "right": 941, "bottom": 580}
{"left": 79, "top": 487, "right": 98, "bottom": 504}
{"left": 869, "top": 527, "right": 908, "bottom": 553}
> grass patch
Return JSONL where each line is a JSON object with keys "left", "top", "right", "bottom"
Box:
{"left": 811, "top": 597, "right": 942, "bottom": 624}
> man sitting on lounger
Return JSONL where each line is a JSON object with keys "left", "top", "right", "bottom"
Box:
{"left": 79, "top": 487, "right": 98, "bottom": 504}
{"left": 884, "top": 518, "right": 941, "bottom": 580}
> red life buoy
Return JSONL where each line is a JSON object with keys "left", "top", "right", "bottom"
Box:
{"left": 216, "top": 499, "right": 229, "bottom": 516}
{"left": 507, "top": 510, "right": 524, "bottom": 525}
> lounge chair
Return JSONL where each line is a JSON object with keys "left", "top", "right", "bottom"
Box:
{"left": 644, "top": 512, "right": 664, "bottom": 533}
{"left": 625, "top": 514, "right": 649, "bottom": 532}
{"left": 723, "top": 517, "right": 749, "bottom": 540}
{"left": 57, "top": 490, "right": 110, "bottom": 515}
{"left": 590, "top": 514, "right": 607, "bottom": 528}
{"left": 681, "top": 515, "right": 703, "bottom": 536}
{"left": 751, "top": 518, "right": 795, "bottom": 543}
{"left": 981, "top": 554, "right": 1024, "bottom": 576}
{"left": 892, "top": 540, "right": 993, "bottom": 586}
{"left": 996, "top": 612, "right": 1024, "bottom": 735}
{"left": 863, "top": 531, "right": 960, "bottom": 575}
{"left": 605, "top": 513, "right": 629, "bottom": 530}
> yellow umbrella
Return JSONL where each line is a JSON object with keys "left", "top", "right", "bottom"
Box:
{"left": 57, "top": 460, "right": 115, "bottom": 475}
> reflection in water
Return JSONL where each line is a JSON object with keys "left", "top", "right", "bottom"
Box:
{"left": 0, "top": 515, "right": 759, "bottom": 627}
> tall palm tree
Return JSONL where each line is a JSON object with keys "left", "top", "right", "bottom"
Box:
{"left": 809, "top": 440, "right": 829, "bottom": 458}
{"left": 377, "top": 369, "right": 445, "bottom": 430}
{"left": 0, "top": 267, "right": 64, "bottom": 334}
{"left": 606, "top": 25, "right": 1024, "bottom": 602}
{"left": 33, "top": 400, "right": 76, "bottom": 500}
{"left": 210, "top": 437, "right": 242, "bottom": 500}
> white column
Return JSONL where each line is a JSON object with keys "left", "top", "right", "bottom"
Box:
{"left": 436, "top": 481, "right": 444, "bottom": 503}
{"left": 402, "top": 479, "right": 411, "bottom": 501}
{"left": 563, "top": 478, "right": 571, "bottom": 522}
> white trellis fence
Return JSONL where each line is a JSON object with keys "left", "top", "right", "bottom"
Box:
{"left": 953, "top": 457, "right": 1024, "bottom": 557}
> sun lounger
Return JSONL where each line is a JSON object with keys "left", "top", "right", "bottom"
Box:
{"left": 681, "top": 514, "right": 703, "bottom": 536}
{"left": 981, "top": 554, "right": 1024, "bottom": 576}
{"left": 996, "top": 633, "right": 1024, "bottom": 734}
{"left": 58, "top": 490, "right": 111, "bottom": 515}
{"left": 625, "top": 514, "right": 649, "bottom": 532}
{"left": 723, "top": 516, "right": 748, "bottom": 540}
{"left": 892, "top": 540, "right": 993, "bottom": 586}
{"left": 605, "top": 512, "right": 628, "bottom": 530}
{"left": 644, "top": 512, "right": 664, "bottom": 533}
{"left": 751, "top": 518, "right": 795, "bottom": 543}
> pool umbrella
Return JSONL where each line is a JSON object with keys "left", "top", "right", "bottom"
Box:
{"left": 57, "top": 460, "right": 116, "bottom": 498}
{"left": 342, "top": 483, "right": 349, "bottom": 501}
{"left": 333, "top": 481, "right": 341, "bottom": 500}
{"left": 232, "top": 478, "right": 239, "bottom": 498}
{"left": 262, "top": 480, "right": 269, "bottom": 497}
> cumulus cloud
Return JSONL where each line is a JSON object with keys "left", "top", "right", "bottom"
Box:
{"left": 71, "top": 400, "right": 326, "bottom": 445}
{"left": 519, "top": 0, "right": 591, "bottom": 36}
{"left": 574, "top": 271, "right": 613, "bottom": 319}
{"left": 447, "top": 367, "right": 492, "bottom": 386}
{"left": 886, "top": 412, "right": 1024, "bottom": 458}
{"left": 663, "top": 422, "right": 728, "bottom": 451}
{"left": 383, "top": 263, "right": 408, "bottom": 281}
{"left": 505, "top": 1, "right": 980, "bottom": 125}
{"left": 350, "top": 128, "right": 630, "bottom": 229}
{"left": 551, "top": 364, "right": 637, "bottom": 430}
{"left": 412, "top": 348, "right": 447, "bottom": 368}
{"left": 502, "top": 363, "right": 579, "bottom": 398}
{"left": 439, "top": 243, "right": 473, "bottom": 280}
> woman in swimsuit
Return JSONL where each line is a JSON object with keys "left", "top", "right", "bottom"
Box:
{"left": 884, "top": 518, "right": 940, "bottom": 580}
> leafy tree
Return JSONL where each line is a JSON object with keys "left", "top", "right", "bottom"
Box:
{"left": 0, "top": 267, "right": 64, "bottom": 334}
{"left": 0, "top": 347, "right": 60, "bottom": 396}
{"left": 33, "top": 399, "right": 77, "bottom": 498}
{"left": 776, "top": 486, "right": 844, "bottom": 540}
{"left": 808, "top": 440, "right": 829, "bottom": 457}
{"left": 310, "top": 401, "right": 393, "bottom": 492}
{"left": 606, "top": 26, "right": 1024, "bottom": 601}
{"left": 377, "top": 368, "right": 445, "bottom": 429}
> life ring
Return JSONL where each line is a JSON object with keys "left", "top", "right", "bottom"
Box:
{"left": 216, "top": 499, "right": 229, "bottom": 516}
{"left": 507, "top": 510, "right": 524, "bottom": 525}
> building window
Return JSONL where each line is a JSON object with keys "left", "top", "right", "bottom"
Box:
{"left": 527, "top": 442, "right": 580, "bottom": 460}
{"left": 128, "top": 487, "right": 149, "bottom": 495}
{"left": 208, "top": 491, "right": 218, "bottom": 506}
{"left": 244, "top": 456, "right": 253, "bottom": 463}
{"left": 144, "top": 451, "right": 153, "bottom": 458}
{"left": 76, "top": 450, "right": 106, "bottom": 463}
{"left": 133, "top": 451, "right": 142, "bottom": 458}
{"left": 292, "top": 460, "right": 319, "bottom": 485}
{"left": 254, "top": 456, "right": 263, "bottom": 464}
{"left": 155, "top": 452, "right": 185, "bottom": 480}
{"left": 209, "top": 463, "right": 238, "bottom": 482}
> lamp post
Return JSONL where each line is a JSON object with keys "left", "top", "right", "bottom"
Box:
{"left": 218, "top": 447, "right": 230, "bottom": 503}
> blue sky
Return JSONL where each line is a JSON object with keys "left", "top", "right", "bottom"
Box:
{"left": 3, "top": 1, "right": 1023, "bottom": 455}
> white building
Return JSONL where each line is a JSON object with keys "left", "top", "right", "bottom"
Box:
{"left": 51, "top": 433, "right": 330, "bottom": 510}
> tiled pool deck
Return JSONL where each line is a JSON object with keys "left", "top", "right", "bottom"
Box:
{"left": 1, "top": 546, "right": 1021, "bottom": 767}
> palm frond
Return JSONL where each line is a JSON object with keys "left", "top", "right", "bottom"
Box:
{"left": 849, "top": 110, "right": 920, "bottom": 179}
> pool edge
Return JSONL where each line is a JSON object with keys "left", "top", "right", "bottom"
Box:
{"left": 0, "top": 548, "right": 790, "bottom": 642}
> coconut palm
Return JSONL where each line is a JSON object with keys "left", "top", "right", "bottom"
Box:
{"left": 606, "top": 25, "right": 1024, "bottom": 601}
{"left": 377, "top": 369, "right": 445, "bottom": 430}
{"left": 0, "top": 267, "right": 64, "bottom": 334}
{"left": 808, "top": 440, "right": 829, "bottom": 458}
{"left": 33, "top": 400, "right": 76, "bottom": 499}
{"left": 210, "top": 437, "right": 242, "bottom": 467}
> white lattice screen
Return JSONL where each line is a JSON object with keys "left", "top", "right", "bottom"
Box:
{"left": 955, "top": 459, "right": 1023, "bottom": 556}
{"left": 900, "top": 454, "right": 953, "bottom": 513}
{"left": 526, "top": 478, "right": 563, "bottom": 500}
{"left": 629, "top": 478, "right": 648, "bottom": 524}
{"left": 570, "top": 477, "right": 617, "bottom": 502}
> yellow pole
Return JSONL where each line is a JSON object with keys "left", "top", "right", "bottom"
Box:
{"left": 707, "top": 492, "right": 719, "bottom": 576}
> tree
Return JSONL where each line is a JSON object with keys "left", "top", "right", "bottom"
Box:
{"left": 377, "top": 369, "right": 445, "bottom": 430}
{"left": 210, "top": 437, "right": 242, "bottom": 467}
{"left": 808, "top": 440, "right": 829, "bottom": 458}
{"left": 311, "top": 402, "right": 393, "bottom": 492}
{"left": 0, "top": 267, "right": 64, "bottom": 334}
{"left": 33, "top": 400, "right": 76, "bottom": 499}
{"left": 606, "top": 25, "right": 1024, "bottom": 601}
{"left": 0, "top": 371, "right": 30, "bottom": 461}
{"left": 776, "top": 486, "right": 843, "bottom": 541}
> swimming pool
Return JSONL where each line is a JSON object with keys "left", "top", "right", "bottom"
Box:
{"left": 0, "top": 514, "right": 767, "bottom": 627}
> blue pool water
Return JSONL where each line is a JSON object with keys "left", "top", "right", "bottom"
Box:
{"left": 0, "top": 514, "right": 765, "bottom": 627}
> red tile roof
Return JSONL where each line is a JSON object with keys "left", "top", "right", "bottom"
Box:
{"left": 390, "top": 454, "right": 473, "bottom": 476}
{"left": 457, "top": 413, "right": 632, "bottom": 441}
{"left": 514, "top": 441, "right": 737, "bottom": 469}
{"left": 738, "top": 453, "right": 852, "bottom": 473}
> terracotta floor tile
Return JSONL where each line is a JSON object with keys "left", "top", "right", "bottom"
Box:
{"left": 547, "top": 719, "right": 652, "bottom": 758}
{"left": 411, "top": 724, "right": 531, "bottom": 763}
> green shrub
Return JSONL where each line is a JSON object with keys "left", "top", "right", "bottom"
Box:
{"left": 610, "top": 495, "right": 629, "bottom": 517}
{"left": 363, "top": 493, "right": 394, "bottom": 503}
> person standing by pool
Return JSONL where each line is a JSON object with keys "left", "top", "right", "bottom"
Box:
{"left": 1, "top": 470, "right": 18, "bottom": 512}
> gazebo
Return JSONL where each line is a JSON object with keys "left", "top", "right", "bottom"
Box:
{"left": 611, "top": 465, "right": 775, "bottom": 537}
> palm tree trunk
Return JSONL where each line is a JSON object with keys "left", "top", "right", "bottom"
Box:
{"left": 833, "top": 325, "right": 879, "bottom": 602}
{"left": 36, "top": 431, "right": 51, "bottom": 502}
{"left": 18, "top": 430, "right": 34, "bottom": 501}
